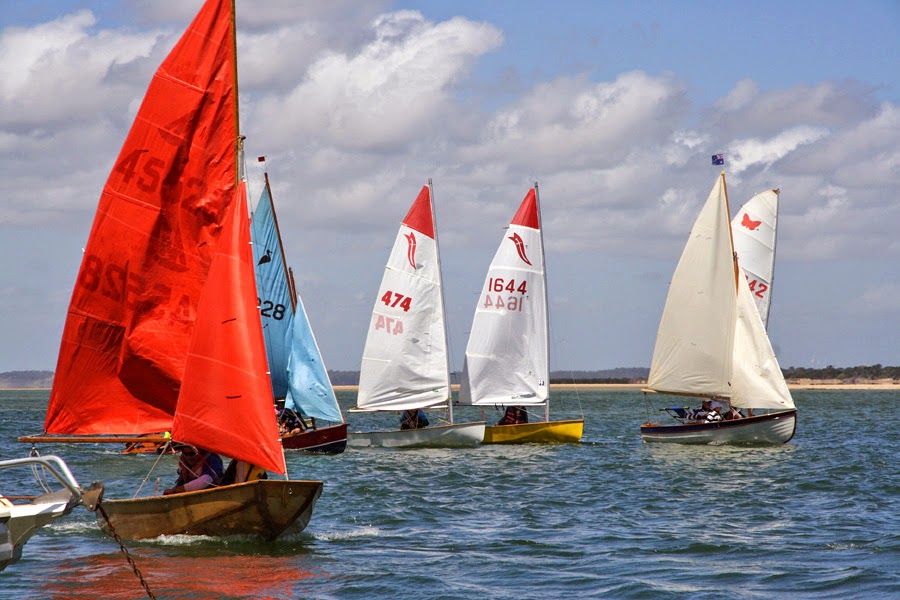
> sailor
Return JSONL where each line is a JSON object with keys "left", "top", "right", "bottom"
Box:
{"left": 400, "top": 409, "right": 429, "bottom": 430}
{"left": 498, "top": 406, "right": 528, "bottom": 425}
{"left": 686, "top": 399, "right": 713, "bottom": 421}
{"left": 705, "top": 406, "right": 724, "bottom": 422}
{"left": 163, "top": 445, "right": 224, "bottom": 495}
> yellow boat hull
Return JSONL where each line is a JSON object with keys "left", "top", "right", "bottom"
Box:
{"left": 483, "top": 419, "right": 584, "bottom": 444}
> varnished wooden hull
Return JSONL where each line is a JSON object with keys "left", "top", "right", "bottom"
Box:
{"left": 347, "top": 422, "right": 485, "bottom": 448}
{"left": 483, "top": 419, "right": 584, "bottom": 444}
{"left": 97, "top": 479, "right": 322, "bottom": 541}
{"left": 640, "top": 409, "right": 797, "bottom": 445}
{"left": 281, "top": 423, "right": 348, "bottom": 454}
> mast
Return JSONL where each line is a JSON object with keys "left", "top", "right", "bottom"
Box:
{"left": 264, "top": 170, "right": 297, "bottom": 312}
{"left": 764, "top": 188, "right": 780, "bottom": 329}
{"left": 721, "top": 172, "right": 740, "bottom": 294}
{"left": 533, "top": 182, "right": 551, "bottom": 422}
{"left": 429, "top": 179, "right": 454, "bottom": 423}
{"left": 231, "top": 0, "right": 240, "bottom": 184}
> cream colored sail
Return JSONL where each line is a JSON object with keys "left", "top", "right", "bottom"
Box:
{"left": 731, "top": 189, "right": 779, "bottom": 328}
{"left": 647, "top": 173, "right": 736, "bottom": 399}
{"left": 731, "top": 266, "right": 795, "bottom": 409}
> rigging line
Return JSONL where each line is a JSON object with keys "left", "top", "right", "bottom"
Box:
{"left": 133, "top": 440, "right": 174, "bottom": 499}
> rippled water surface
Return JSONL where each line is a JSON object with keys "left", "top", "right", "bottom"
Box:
{"left": 1, "top": 389, "right": 898, "bottom": 599}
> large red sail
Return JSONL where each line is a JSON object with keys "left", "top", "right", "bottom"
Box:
{"left": 172, "top": 182, "right": 286, "bottom": 475}
{"left": 45, "top": 0, "right": 237, "bottom": 434}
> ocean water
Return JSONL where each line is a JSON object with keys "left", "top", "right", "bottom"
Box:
{"left": 1, "top": 389, "right": 898, "bottom": 599}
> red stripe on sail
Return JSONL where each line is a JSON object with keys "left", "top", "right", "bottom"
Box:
{"left": 402, "top": 185, "right": 435, "bottom": 239}
{"left": 510, "top": 188, "right": 539, "bottom": 230}
{"left": 45, "top": 0, "right": 237, "bottom": 434}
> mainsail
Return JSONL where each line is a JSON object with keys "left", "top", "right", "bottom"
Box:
{"left": 458, "top": 186, "right": 549, "bottom": 407}
{"left": 646, "top": 174, "right": 737, "bottom": 399}
{"left": 45, "top": 0, "right": 237, "bottom": 435}
{"left": 357, "top": 185, "right": 451, "bottom": 412}
{"left": 731, "top": 189, "right": 779, "bottom": 328}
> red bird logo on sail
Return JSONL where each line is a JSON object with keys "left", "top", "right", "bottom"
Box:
{"left": 741, "top": 213, "right": 762, "bottom": 231}
{"left": 508, "top": 232, "right": 532, "bottom": 265}
{"left": 405, "top": 232, "right": 417, "bottom": 269}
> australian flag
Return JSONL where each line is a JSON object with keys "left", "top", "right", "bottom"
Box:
{"left": 711, "top": 153, "right": 724, "bottom": 166}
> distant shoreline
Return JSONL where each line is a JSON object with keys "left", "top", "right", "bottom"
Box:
{"left": 5, "top": 380, "right": 899, "bottom": 393}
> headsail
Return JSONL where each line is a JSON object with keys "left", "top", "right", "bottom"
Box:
{"left": 458, "top": 186, "right": 549, "bottom": 407}
{"left": 646, "top": 173, "right": 737, "bottom": 399}
{"left": 357, "top": 185, "right": 451, "bottom": 412}
{"left": 731, "top": 189, "right": 779, "bottom": 329}
{"left": 45, "top": 0, "right": 237, "bottom": 435}
{"left": 172, "top": 181, "right": 286, "bottom": 475}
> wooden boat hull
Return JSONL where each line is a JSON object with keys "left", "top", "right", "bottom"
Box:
{"left": 97, "top": 479, "right": 322, "bottom": 541}
{"left": 347, "top": 422, "right": 485, "bottom": 449}
{"left": 483, "top": 419, "right": 584, "bottom": 444}
{"left": 281, "top": 423, "right": 348, "bottom": 454}
{"left": 640, "top": 409, "right": 797, "bottom": 445}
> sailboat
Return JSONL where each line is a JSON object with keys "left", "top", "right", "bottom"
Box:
{"left": 252, "top": 167, "right": 347, "bottom": 453}
{"left": 349, "top": 183, "right": 486, "bottom": 448}
{"left": 731, "top": 188, "right": 780, "bottom": 328}
{"left": 640, "top": 173, "right": 797, "bottom": 445}
{"left": 1, "top": 455, "right": 102, "bottom": 571}
{"left": 457, "top": 184, "right": 584, "bottom": 444}
{"left": 22, "top": 0, "right": 323, "bottom": 539}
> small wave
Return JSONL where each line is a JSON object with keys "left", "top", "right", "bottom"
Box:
{"left": 314, "top": 526, "right": 380, "bottom": 541}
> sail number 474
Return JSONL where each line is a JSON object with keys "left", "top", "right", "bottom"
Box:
{"left": 484, "top": 278, "right": 527, "bottom": 311}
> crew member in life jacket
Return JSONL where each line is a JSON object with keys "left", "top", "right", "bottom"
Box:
{"left": 498, "top": 406, "right": 528, "bottom": 425}
{"left": 163, "top": 444, "right": 224, "bottom": 495}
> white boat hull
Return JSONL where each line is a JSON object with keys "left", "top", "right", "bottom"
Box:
{"left": 347, "top": 422, "right": 485, "bottom": 448}
{"left": 640, "top": 409, "right": 797, "bottom": 445}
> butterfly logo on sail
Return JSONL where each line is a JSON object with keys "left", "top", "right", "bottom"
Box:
{"left": 741, "top": 213, "right": 762, "bottom": 231}
{"left": 508, "top": 232, "right": 532, "bottom": 265}
{"left": 405, "top": 232, "right": 417, "bottom": 269}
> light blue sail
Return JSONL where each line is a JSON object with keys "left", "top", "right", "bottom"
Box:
{"left": 284, "top": 295, "right": 344, "bottom": 423}
{"left": 251, "top": 184, "right": 293, "bottom": 399}
{"left": 252, "top": 177, "right": 343, "bottom": 424}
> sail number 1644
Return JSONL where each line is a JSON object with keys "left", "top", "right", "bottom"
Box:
{"left": 483, "top": 277, "right": 528, "bottom": 311}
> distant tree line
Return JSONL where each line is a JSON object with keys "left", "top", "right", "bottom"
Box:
{"left": 781, "top": 364, "right": 900, "bottom": 381}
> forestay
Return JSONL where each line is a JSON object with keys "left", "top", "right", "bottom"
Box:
{"left": 357, "top": 186, "right": 451, "bottom": 411}
{"left": 458, "top": 187, "right": 549, "bottom": 406}
{"left": 731, "top": 189, "right": 779, "bottom": 328}
{"left": 646, "top": 174, "right": 736, "bottom": 399}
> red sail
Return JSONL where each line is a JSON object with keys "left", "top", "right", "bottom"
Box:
{"left": 511, "top": 188, "right": 540, "bottom": 230}
{"left": 45, "top": 0, "right": 236, "bottom": 434}
{"left": 172, "top": 182, "right": 286, "bottom": 475}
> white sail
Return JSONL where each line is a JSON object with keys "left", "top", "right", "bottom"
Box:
{"left": 731, "top": 189, "right": 779, "bottom": 328}
{"left": 731, "top": 268, "right": 795, "bottom": 409}
{"left": 459, "top": 186, "right": 549, "bottom": 406}
{"left": 357, "top": 186, "right": 450, "bottom": 412}
{"left": 647, "top": 174, "right": 737, "bottom": 399}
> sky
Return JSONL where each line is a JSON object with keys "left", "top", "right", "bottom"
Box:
{"left": 1, "top": 0, "right": 898, "bottom": 374}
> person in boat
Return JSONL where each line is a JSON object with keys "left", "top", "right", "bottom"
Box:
{"left": 705, "top": 405, "right": 724, "bottom": 422}
{"left": 277, "top": 408, "right": 306, "bottom": 436}
{"left": 724, "top": 406, "right": 744, "bottom": 420}
{"left": 163, "top": 445, "right": 224, "bottom": 495}
{"left": 685, "top": 400, "right": 713, "bottom": 421}
{"left": 498, "top": 406, "right": 528, "bottom": 425}
{"left": 400, "top": 409, "right": 429, "bottom": 430}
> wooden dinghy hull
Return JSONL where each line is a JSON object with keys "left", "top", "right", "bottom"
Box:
{"left": 483, "top": 419, "right": 584, "bottom": 444}
{"left": 97, "top": 479, "right": 323, "bottom": 541}
{"left": 640, "top": 409, "right": 797, "bottom": 445}
{"left": 347, "top": 421, "right": 485, "bottom": 449}
{"left": 281, "top": 423, "right": 348, "bottom": 454}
